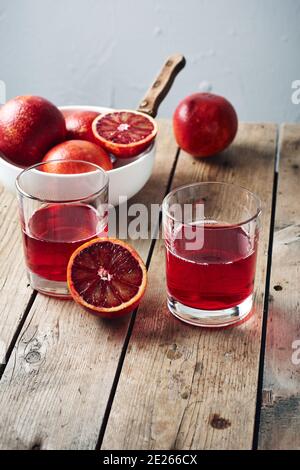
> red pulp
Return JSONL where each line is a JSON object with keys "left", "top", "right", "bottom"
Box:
{"left": 22, "top": 204, "right": 107, "bottom": 282}
{"left": 166, "top": 224, "right": 258, "bottom": 310}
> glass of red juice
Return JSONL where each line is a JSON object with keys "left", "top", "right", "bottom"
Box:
{"left": 16, "top": 160, "right": 109, "bottom": 298}
{"left": 162, "top": 182, "right": 261, "bottom": 327}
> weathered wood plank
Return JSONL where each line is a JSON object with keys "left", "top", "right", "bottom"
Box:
{"left": 258, "top": 124, "right": 300, "bottom": 450}
{"left": 0, "top": 120, "right": 178, "bottom": 450}
{"left": 102, "top": 123, "right": 277, "bottom": 450}
{"left": 0, "top": 187, "right": 33, "bottom": 366}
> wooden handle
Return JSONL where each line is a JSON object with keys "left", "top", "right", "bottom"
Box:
{"left": 137, "top": 54, "right": 186, "bottom": 118}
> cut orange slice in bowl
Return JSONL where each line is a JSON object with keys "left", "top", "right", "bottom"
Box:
{"left": 67, "top": 238, "right": 147, "bottom": 319}
{"left": 92, "top": 110, "right": 157, "bottom": 158}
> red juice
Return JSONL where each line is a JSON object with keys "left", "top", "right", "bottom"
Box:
{"left": 22, "top": 203, "right": 107, "bottom": 282}
{"left": 166, "top": 223, "right": 258, "bottom": 310}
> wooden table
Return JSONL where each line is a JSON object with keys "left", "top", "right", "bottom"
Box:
{"left": 0, "top": 121, "right": 299, "bottom": 450}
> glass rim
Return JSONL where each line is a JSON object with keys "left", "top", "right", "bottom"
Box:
{"left": 162, "top": 181, "right": 262, "bottom": 228}
{"left": 15, "top": 159, "right": 109, "bottom": 204}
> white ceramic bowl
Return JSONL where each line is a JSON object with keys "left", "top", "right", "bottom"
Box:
{"left": 0, "top": 105, "right": 156, "bottom": 206}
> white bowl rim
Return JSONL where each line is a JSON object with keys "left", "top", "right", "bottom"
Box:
{"left": 0, "top": 104, "right": 155, "bottom": 175}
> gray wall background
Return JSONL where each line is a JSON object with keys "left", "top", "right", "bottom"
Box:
{"left": 1, "top": 0, "right": 300, "bottom": 122}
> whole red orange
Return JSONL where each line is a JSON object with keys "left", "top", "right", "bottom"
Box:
{"left": 63, "top": 110, "right": 99, "bottom": 143}
{"left": 173, "top": 93, "right": 238, "bottom": 157}
{"left": 42, "top": 140, "right": 113, "bottom": 173}
{"left": 0, "top": 96, "right": 66, "bottom": 167}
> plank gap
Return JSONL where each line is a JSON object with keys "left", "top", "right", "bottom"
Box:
{"left": 252, "top": 126, "right": 280, "bottom": 449}
{"left": 0, "top": 290, "right": 37, "bottom": 381}
{"left": 258, "top": 123, "right": 300, "bottom": 449}
{"left": 96, "top": 146, "right": 181, "bottom": 450}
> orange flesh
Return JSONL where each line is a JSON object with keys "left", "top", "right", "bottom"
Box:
{"left": 69, "top": 240, "right": 144, "bottom": 309}
{"left": 95, "top": 111, "right": 155, "bottom": 145}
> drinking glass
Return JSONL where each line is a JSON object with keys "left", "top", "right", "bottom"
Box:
{"left": 162, "top": 182, "right": 261, "bottom": 327}
{"left": 16, "top": 160, "right": 109, "bottom": 298}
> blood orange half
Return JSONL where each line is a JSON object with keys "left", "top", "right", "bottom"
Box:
{"left": 67, "top": 238, "right": 147, "bottom": 318}
{"left": 92, "top": 110, "right": 157, "bottom": 158}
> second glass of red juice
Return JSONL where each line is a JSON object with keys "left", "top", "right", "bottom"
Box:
{"left": 163, "top": 182, "right": 261, "bottom": 327}
{"left": 16, "top": 160, "right": 109, "bottom": 298}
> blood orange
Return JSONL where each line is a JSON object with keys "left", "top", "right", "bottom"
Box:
{"left": 67, "top": 238, "right": 147, "bottom": 318}
{"left": 0, "top": 95, "right": 66, "bottom": 167}
{"left": 42, "top": 140, "right": 113, "bottom": 173}
{"left": 63, "top": 110, "right": 99, "bottom": 143}
{"left": 92, "top": 110, "right": 157, "bottom": 158}
{"left": 173, "top": 93, "right": 238, "bottom": 157}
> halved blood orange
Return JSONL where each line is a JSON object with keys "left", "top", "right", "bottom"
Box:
{"left": 92, "top": 110, "right": 157, "bottom": 158}
{"left": 67, "top": 238, "right": 147, "bottom": 319}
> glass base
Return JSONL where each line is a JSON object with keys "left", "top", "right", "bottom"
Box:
{"left": 27, "top": 270, "right": 71, "bottom": 299}
{"left": 167, "top": 293, "right": 253, "bottom": 328}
